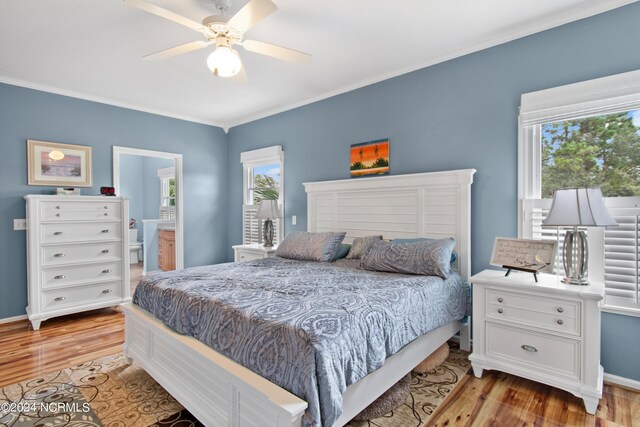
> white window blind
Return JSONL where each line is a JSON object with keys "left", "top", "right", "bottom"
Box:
{"left": 526, "top": 198, "right": 640, "bottom": 312}
{"left": 242, "top": 205, "right": 281, "bottom": 245}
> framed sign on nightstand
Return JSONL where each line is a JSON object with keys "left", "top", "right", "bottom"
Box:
{"left": 490, "top": 237, "right": 557, "bottom": 281}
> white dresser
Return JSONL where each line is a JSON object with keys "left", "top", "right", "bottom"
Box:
{"left": 232, "top": 243, "right": 277, "bottom": 262}
{"left": 469, "top": 269, "right": 604, "bottom": 414}
{"left": 25, "top": 195, "right": 130, "bottom": 330}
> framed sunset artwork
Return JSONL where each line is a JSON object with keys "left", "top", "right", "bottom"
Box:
{"left": 27, "top": 140, "right": 92, "bottom": 187}
{"left": 350, "top": 139, "right": 390, "bottom": 177}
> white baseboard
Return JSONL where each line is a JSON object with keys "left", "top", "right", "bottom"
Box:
{"left": 603, "top": 372, "right": 640, "bottom": 391}
{"left": 0, "top": 314, "right": 27, "bottom": 324}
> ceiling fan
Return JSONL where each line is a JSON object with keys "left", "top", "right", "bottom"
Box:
{"left": 125, "top": 0, "right": 312, "bottom": 78}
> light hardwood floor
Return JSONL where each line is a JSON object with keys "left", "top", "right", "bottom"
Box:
{"left": 0, "top": 309, "right": 638, "bottom": 426}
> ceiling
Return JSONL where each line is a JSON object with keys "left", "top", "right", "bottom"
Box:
{"left": 0, "top": 0, "right": 635, "bottom": 131}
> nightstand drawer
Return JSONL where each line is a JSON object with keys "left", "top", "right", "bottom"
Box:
{"left": 486, "top": 289, "right": 580, "bottom": 336}
{"left": 236, "top": 251, "right": 265, "bottom": 262}
{"left": 486, "top": 322, "right": 580, "bottom": 381}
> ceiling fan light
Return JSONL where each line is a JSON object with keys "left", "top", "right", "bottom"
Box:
{"left": 207, "top": 46, "right": 242, "bottom": 77}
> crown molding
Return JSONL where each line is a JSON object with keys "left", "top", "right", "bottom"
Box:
{"left": 225, "top": 0, "right": 638, "bottom": 130}
{"left": 0, "top": 76, "right": 227, "bottom": 130}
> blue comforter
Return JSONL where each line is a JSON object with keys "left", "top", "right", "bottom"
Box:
{"left": 133, "top": 257, "right": 469, "bottom": 426}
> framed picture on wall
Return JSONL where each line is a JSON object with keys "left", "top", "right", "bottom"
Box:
{"left": 27, "top": 140, "right": 92, "bottom": 187}
{"left": 350, "top": 139, "right": 390, "bottom": 177}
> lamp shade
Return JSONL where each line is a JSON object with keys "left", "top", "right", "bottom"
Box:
{"left": 256, "top": 199, "right": 281, "bottom": 219}
{"left": 543, "top": 188, "right": 617, "bottom": 227}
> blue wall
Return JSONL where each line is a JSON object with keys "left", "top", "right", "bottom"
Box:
{"left": 227, "top": 3, "right": 640, "bottom": 381}
{"left": 119, "top": 154, "right": 144, "bottom": 239}
{"left": 0, "top": 83, "right": 228, "bottom": 319}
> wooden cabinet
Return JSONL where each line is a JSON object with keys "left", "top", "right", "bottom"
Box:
{"left": 25, "top": 195, "right": 130, "bottom": 330}
{"left": 158, "top": 229, "right": 175, "bottom": 271}
{"left": 469, "top": 269, "right": 604, "bottom": 414}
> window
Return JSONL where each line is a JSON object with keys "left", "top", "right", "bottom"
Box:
{"left": 158, "top": 166, "right": 176, "bottom": 220}
{"left": 519, "top": 70, "right": 640, "bottom": 316}
{"left": 240, "top": 146, "right": 284, "bottom": 245}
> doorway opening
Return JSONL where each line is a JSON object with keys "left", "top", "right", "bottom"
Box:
{"left": 113, "top": 147, "right": 183, "bottom": 294}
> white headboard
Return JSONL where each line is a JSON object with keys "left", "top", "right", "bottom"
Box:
{"left": 303, "top": 169, "right": 476, "bottom": 280}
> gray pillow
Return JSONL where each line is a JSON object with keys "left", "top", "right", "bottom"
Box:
{"left": 276, "top": 231, "right": 346, "bottom": 262}
{"left": 360, "top": 238, "right": 456, "bottom": 278}
{"left": 346, "top": 235, "right": 383, "bottom": 259}
{"left": 392, "top": 238, "right": 458, "bottom": 263}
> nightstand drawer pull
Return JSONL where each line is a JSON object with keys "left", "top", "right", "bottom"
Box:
{"left": 101, "top": 229, "right": 110, "bottom": 233}
{"left": 102, "top": 289, "right": 112, "bottom": 294}
{"left": 497, "top": 308, "right": 503, "bottom": 314}
{"left": 497, "top": 297, "right": 503, "bottom": 303}
{"left": 521, "top": 344, "right": 538, "bottom": 353}
{"left": 53, "top": 231, "right": 63, "bottom": 235}
{"left": 53, "top": 253, "right": 65, "bottom": 257}
{"left": 101, "top": 269, "right": 112, "bottom": 274}
{"left": 54, "top": 296, "right": 66, "bottom": 302}
{"left": 557, "top": 307, "right": 564, "bottom": 313}
{"left": 54, "top": 275, "right": 65, "bottom": 280}
{"left": 557, "top": 319, "right": 564, "bottom": 325}
{"left": 101, "top": 249, "right": 111, "bottom": 254}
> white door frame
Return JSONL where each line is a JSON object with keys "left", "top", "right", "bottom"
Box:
{"left": 112, "top": 146, "right": 184, "bottom": 270}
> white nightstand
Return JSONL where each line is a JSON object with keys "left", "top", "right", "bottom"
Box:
{"left": 232, "top": 243, "right": 278, "bottom": 262}
{"left": 469, "top": 269, "right": 604, "bottom": 414}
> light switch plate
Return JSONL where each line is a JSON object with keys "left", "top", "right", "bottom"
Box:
{"left": 14, "top": 219, "right": 27, "bottom": 230}
{"left": 291, "top": 215, "right": 297, "bottom": 225}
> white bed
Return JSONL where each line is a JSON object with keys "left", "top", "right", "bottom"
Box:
{"left": 122, "top": 168, "right": 476, "bottom": 427}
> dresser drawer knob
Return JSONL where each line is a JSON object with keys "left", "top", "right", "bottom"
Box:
{"left": 557, "top": 319, "right": 564, "bottom": 325}
{"left": 101, "top": 249, "right": 112, "bottom": 254}
{"left": 102, "top": 289, "right": 112, "bottom": 294}
{"left": 497, "top": 297, "right": 503, "bottom": 303}
{"left": 104, "top": 213, "right": 109, "bottom": 216}
{"left": 101, "top": 269, "right": 112, "bottom": 274}
{"left": 55, "top": 213, "right": 61, "bottom": 217}
{"left": 521, "top": 344, "right": 538, "bottom": 353}
{"left": 53, "top": 231, "right": 63, "bottom": 235}
{"left": 54, "top": 275, "right": 65, "bottom": 280}
{"left": 557, "top": 307, "right": 564, "bottom": 313}
{"left": 54, "top": 253, "right": 65, "bottom": 258}
{"left": 104, "top": 206, "right": 109, "bottom": 209}
{"left": 54, "top": 296, "right": 66, "bottom": 302}
{"left": 55, "top": 206, "right": 61, "bottom": 209}
{"left": 497, "top": 308, "right": 504, "bottom": 314}
{"left": 101, "top": 229, "right": 110, "bottom": 233}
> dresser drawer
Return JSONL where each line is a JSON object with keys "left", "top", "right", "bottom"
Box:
{"left": 486, "top": 289, "right": 580, "bottom": 336}
{"left": 43, "top": 282, "right": 122, "bottom": 311}
{"left": 42, "top": 242, "right": 122, "bottom": 266}
{"left": 42, "top": 222, "right": 121, "bottom": 244}
{"left": 41, "top": 201, "right": 121, "bottom": 221}
{"left": 486, "top": 322, "right": 580, "bottom": 381}
{"left": 43, "top": 262, "right": 121, "bottom": 288}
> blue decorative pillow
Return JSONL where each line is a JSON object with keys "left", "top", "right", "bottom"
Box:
{"left": 346, "top": 235, "right": 383, "bottom": 259}
{"left": 391, "top": 238, "right": 458, "bottom": 263}
{"left": 360, "top": 238, "right": 456, "bottom": 278}
{"left": 275, "top": 231, "right": 346, "bottom": 262}
{"left": 332, "top": 243, "right": 351, "bottom": 261}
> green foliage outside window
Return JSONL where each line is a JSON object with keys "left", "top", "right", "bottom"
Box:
{"left": 541, "top": 111, "right": 640, "bottom": 198}
{"left": 253, "top": 173, "right": 279, "bottom": 203}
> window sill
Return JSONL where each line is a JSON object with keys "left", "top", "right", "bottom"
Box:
{"left": 601, "top": 305, "right": 640, "bottom": 318}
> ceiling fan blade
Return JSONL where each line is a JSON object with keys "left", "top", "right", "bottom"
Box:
{"left": 125, "top": 0, "right": 204, "bottom": 32}
{"left": 227, "top": 0, "right": 278, "bottom": 33}
{"left": 144, "top": 40, "right": 211, "bottom": 61}
{"left": 242, "top": 40, "right": 311, "bottom": 64}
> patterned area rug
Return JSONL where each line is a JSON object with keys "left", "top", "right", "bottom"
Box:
{"left": 0, "top": 347, "right": 469, "bottom": 427}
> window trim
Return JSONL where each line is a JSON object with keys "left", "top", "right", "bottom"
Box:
{"left": 518, "top": 69, "right": 640, "bottom": 315}
{"left": 240, "top": 146, "right": 284, "bottom": 245}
